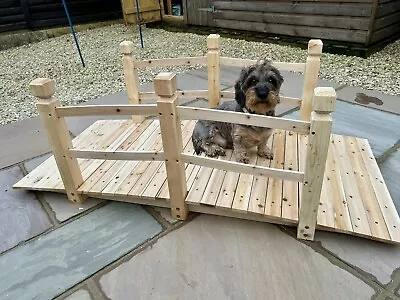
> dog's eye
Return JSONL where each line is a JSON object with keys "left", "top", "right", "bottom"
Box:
{"left": 268, "top": 77, "right": 276, "bottom": 85}
{"left": 251, "top": 79, "right": 257, "bottom": 85}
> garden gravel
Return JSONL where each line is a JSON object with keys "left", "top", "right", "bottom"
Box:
{"left": 0, "top": 24, "right": 399, "bottom": 125}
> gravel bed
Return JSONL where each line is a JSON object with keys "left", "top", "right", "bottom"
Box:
{"left": 0, "top": 24, "right": 399, "bottom": 125}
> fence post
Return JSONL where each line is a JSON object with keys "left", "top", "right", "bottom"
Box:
{"left": 297, "top": 87, "right": 336, "bottom": 241}
{"left": 299, "top": 39, "right": 323, "bottom": 122}
{"left": 155, "top": 72, "right": 189, "bottom": 220}
{"left": 207, "top": 34, "right": 221, "bottom": 108}
{"left": 120, "top": 41, "right": 145, "bottom": 123}
{"left": 30, "top": 78, "right": 86, "bottom": 204}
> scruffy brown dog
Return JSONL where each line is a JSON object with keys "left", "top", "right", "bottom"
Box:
{"left": 191, "top": 60, "right": 284, "bottom": 164}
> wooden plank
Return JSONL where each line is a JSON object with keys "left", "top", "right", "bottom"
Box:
{"left": 220, "top": 91, "right": 301, "bottom": 106}
{"left": 265, "top": 130, "right": 286, "bottom": 218}
{"left": 248, "top": 136, "right": 274, "bottom": 214}
{"left": 373, "top": 11, "right": 400, "bottom": 30}
{"left": 282, "top": 131, "right": 299, "bottom": 221}
{"left": 182, "top": 153, "right": 304, "bottom": 182}
{"left": 135, "top": 56, "right": 207, "bottom": 68}
{"left": 324, "top": 140, "right": 353, "bottom": 233}
{"left": 71, "top": 150, "right": 165, "bottom": 161}
{"left": 219, "top": 57, "right": 306, "bottom": 72}
{"left": 177, "top": 106, "right": 310, "bottom": 134}
{"left": 215, "top": 10, "right": 370, "bottom": 30}
{"left": 55, "top": 104, "right": 158, "bottom": 117}
{"left": 371, "top": 22, "right": 400, "bottom": 43}
{"left": 139, "top": 90, "right": 208, "bottom": 100}
{"left": 200, "top": 151, "right": 233, "bottom": 206}
{"left": 345, "top": 136, "right": 390, "bottom": 241}
{"left": 213, "top": 1, "right": 373, "bottom": 17}
{"left": 214, "top": 19, "right": 368, "bottom": 43}
{"left": 357, "top": 138, "right": 400, "bottom": 243}
{"left": 231, "top": 155, "right": 257, "bottom": 212}
{"left": 333, "top": 135, "right": 371, "bottom": 236}
{"left": 375, "top": 0, "right": 400, "bottom": 17}
{"left": 207, "top": 34, "right": 221, "bottom": 107}
{"left": 78, "top": 120, "right": 160, "bottom": 193}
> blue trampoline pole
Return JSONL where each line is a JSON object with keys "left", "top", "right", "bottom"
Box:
{"left": 134, "top": 0, "right": 144, "bottom": 48}
{"left": 61, "top": 0, "right": 85, "bottom": 67}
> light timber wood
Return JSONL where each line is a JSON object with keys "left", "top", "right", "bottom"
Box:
{"left": 299, "top": 40, "right": 323, "bottom": 122}
{"left": 31, "top": 78, "right": 85, "bottom": 204}
{"left": 207, "top": 34, "right": 221, "bottom": 108}
{"left": 177, "top": 106, "right": 310, "bottom": 134}
{"left": 156, "top": 73, "right": 189, "bottom": 220}
{"left": 120, "top": 41, "right": 144, "bottom": 123}
{"left": 297, "top": 87, "right": 335, "bottom": 241}
{"left": 220, "top": 57, "right": 306, "bottom": 72}
{"left": 135, "top": 56, "right": 207, "bottom": 68}
{"left": 56, "top": 105, "right": 158, "bottom": 117}
{"left": 139, "top": 90, "right": 208, "bottom": 100}
{"left": 345, "top": 137, "right": 390, "bottom": 241}
{"left": 357, "top": 138, "right": 400, "bottom": 243}
{"left": 182, "top": 153, "right": 304, "bottom": 182}
{"left": 70, "top": 150, "right": 165, "bottom": 161}
{"left": 265, "top": 130, "right": 286, "bottom": 218}
{"left": 220, "top": 91, "right": 302, "bottom": 106}
{"left": 282, "top": 131, "right": 299, "bottom": 221}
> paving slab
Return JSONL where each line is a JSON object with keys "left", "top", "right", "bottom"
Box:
{"left": 0, "top": 202, "right": 162, "bottom": 300}
{"left": 337, "top": 86, "right": 400, "bottom": 115}
{"left": 380, "top": 148, "right": 400, "bottom": 212}
{"left": 0, "top": 166, "right": 51, "bottom": 253}
{"left": 284, "top": 100, "right": 400, "bottom": 158}
{"left": 99, "top": 215, "right": 374, "bottom": 300}
{"left": 316, "top": 231, "right": 400, "bottom": 285}
{"left": 24, "top": 153, "right": 105, "bottom": 222}
{"left": 64, "top": 289, "right": 92, "bottom": 300}
{"left": 153, "top": 207, "right": 178, "bottom": 224}
{"left": 0, "top": 117, "right": 51, "bottom": 169}
{"left": 188, "top": 65, "right": 241, "bottom": 87}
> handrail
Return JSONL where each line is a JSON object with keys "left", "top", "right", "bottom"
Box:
{"left": 55, "top": 104, "right": 158, "bottom": 117}
{"left": 70, "top": 149, "right": 165, "bottom": 161}
{"left": 181, "top": 154, "right": 304, "bottom": 182}
{"left": 220, "top": 57, "right": 306, "bottom": 73}
{"left": 135, "top": 56, "right": 207, "bottom": 68}
{"left": 177, "top": 106, "right": 310, "bottom": 134}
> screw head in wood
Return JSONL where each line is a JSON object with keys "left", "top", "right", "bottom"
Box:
{"left": 29, "top": 78, "right": 55, "bottom": 99}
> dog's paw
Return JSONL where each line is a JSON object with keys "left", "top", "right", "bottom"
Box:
{"left": 258, "top": 149, "right": 274, "bottom": 160}
{"left": 205, "top": 145, "right": 226, "bottom": 157}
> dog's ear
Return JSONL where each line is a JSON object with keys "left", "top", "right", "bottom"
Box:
{"left": 234, "top": 66, "right": 254, "bottom": 108}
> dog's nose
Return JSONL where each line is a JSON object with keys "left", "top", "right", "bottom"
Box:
{"left": 256, "top": 86, "right": 269, "bottom": 99}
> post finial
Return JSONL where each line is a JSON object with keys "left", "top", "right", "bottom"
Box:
{"left": 119, "top": 41, "right": 134, "bottom": 55}
{"left": 154, "top": 72, "right": 177, "bottom": 97}
{"left": 308, "top": 39, "right": 323, "bottom": 55}
{"left": 312, "top": 87, "right": 336, "bottom": 113}
{"left": 207, "top": 34, "right": 220, "bottom": 50}
{"left": 30, "top": 78, "right": 55, "bottom": 99}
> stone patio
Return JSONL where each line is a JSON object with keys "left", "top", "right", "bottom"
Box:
{"left": 0, "top": 67, "right": 399, "bottom": 300}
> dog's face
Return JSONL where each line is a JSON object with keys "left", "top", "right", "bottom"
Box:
{"left": 234, "top": 60, "right": 284, "bottom": 115}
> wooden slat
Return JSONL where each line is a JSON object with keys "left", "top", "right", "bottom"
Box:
{"left": 332, "top": 135, "right": 371, "bottom": 236}
{"left": 135, "top": 56, "right": 207, "bottom": 68}
{"left": 247, "top": 136, "right": 274, "bottom": 214}
{"left": 373, "top": 11, "right": 400, "bottom": 30}
{"left": 215, "top": 160, "right": 241, "bottom": 209}
{"left": 213, "top": 1, "right": 373, "bottom": 17}
{"left": 139, "top": 90, "right": 208, "bottom": 100}
{"left": 220, "top": 57, "right": 306, "bottom": 72}
{"left": 357, "top": 138, "right": 400, "bottom": 242}
{"left": 200, "top": 151, "right": 233, "bottom": 206}
{"left": 281, "top": 131, "right": 299, "bottom": 221}
{"left": 219, "top": 91, "right": 302, "bottom": 106}
{"left": 182, "top": 153, "right": 304, "bottom": 182}
{"left": 78, "top": 120, "right": 160, "bottom": 193}
{"left": 178, "top": 106, "right": 311, "bottom": 134}
{"left": 71, "top": 150, "right": 165, "bottom": 161}
{"left": 345, "top": 137, "right": 390, "bottom": 241}
{"left": 231, "top": 155, "right": 257, "bottom": 212}
{"left": 265, "top": 130, "right": 285, "bottom": 218}
{"left": 214, "top": 19, "right": 368, "bottom": 43}
{"left": 56, "top": 104, "right": 158, "bottom": 117}
{"left": 215, "top": 11, "right": 370, "bottom": 31}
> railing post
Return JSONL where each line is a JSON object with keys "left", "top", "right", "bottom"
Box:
{"left": 30, "top": 78, "right": 86, "bottom": 204}
{"left": 120, "top": 40, "right": 144, "bottom": 123}
{"left": 207, "top": 34, "right": 220, "bottom": 108}
{"left": 299, "top": 39, "right": 323, "bottom": 122}
{"left": 297, "top": 87, "right": 336, "bottom": 241}
{"left": 155, "top": 72, "right": 189, "bottom": 220}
